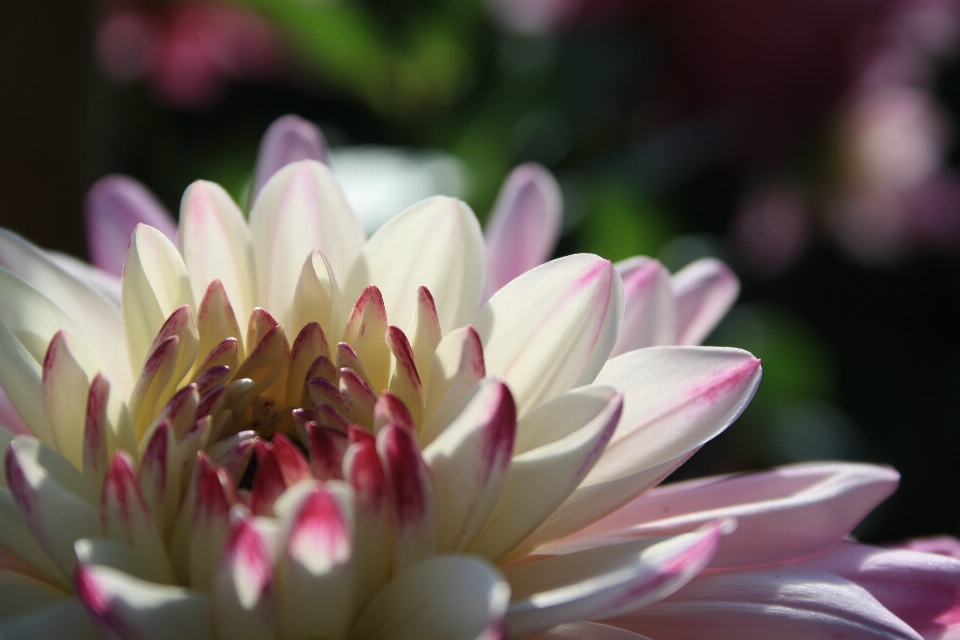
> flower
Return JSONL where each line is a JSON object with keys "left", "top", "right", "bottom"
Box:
{"left": 1, "top": 114, "right": 947, "bottom": 640}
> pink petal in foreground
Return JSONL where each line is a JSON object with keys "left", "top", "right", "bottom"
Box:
{"left": 548, "top": 462, "right": 900, "bottom": 568}
{"left": 483, "top": 163, "right": 563, "bottom": 302}
{"left": 85, "top": 175, "right": 177, "bottom": 277}
{"left": 251, "top": 115, "right": 329, "bottom": 203}
{"left": 610, "top": 566, "right": 924, "bottom": 640}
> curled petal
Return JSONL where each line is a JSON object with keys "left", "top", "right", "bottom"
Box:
{"left": 483, "top": 163, "right": 563, "bottom": 301}
{"left": 85, "top": 175, "right": 177, "bottom": 277}
{"left": 671, "top": 258, "right": 739, "bottom": 346}
{"left": 348, "top": 556, "right": 510, "bottom": 640}
{"left": 474, "top": 254, "right": 623, "bottom": 417}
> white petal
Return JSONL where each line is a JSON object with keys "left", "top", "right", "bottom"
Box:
{"left": 41, "top": 332, "right": 91, "bottom": 469}
{"left": 423, "top": 379, "right": 516, "bottom": 553}
{"left": 345, "top": 196, "right": 485, "bottom": 335}
{"left": 671, "top": 258, "right": 739, "bottom": 346}
{"left": 45, "top": 251, "right": 122, "bottom": 308}
{"left": 0, "top": 599, "right": 102, "bottom": 640}
{"left": 75, "top": 563, "right": 212, "bottom": 640}
{"left": 612, "top": 566, "right": 923, "bottom": 640}
{"left": 473, "top": 254, "right": 623, "bottom": 417}
{"left": 212, "top": 512, "right": 277, "bottom": 640}
{"left": 468, "top": 386, "right": 622, "bottom": 562}
{"left": 291, "top": 250, "right": 344, "bottom": 341}
{"left": 0, "top": 569, "right": 68, "bottom": 618}
{"left": 521, "top": 347, "right": 761, "bottom": 553}
{"left": 249, "top": 160, "right": 365, "bottom": 326}
{"left": 348, "top": 556, "right": 510, "bottom": 640}
{"left": 611, "top": 257, "right": 675, "bottom": 357}
{"left": 0, "top": 231, "right": 130, "bottom": 392}
{"left": 180, "top": 181, "right": 257, "bottom": 325}
{"left": 420, "top": 326, "right": 486, "bottom": 446}
{"left": 0, "top": 489, "right": 67, "bottom": 586}
{"left": 122, "top": 225, "right": 196, "bottom": 375}
{"left": 0, "top": 319, "right": 49, "bottom": 445}
{"left": 504, "top": 522, "right": 727, "bottom": 637}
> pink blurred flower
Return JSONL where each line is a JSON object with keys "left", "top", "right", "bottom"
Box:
{"left": 96, "top": 2, "right": 285, "bottom": 108}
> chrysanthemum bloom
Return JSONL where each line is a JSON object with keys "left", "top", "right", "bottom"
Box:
{"left": 0, "top": 115, "right": 945, "bottom": 640}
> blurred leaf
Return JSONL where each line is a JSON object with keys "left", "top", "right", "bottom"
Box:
{"left": 577, "top": 182, "right": 670, "bottom": 262}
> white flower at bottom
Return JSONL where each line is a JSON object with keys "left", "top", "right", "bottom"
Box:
{"left": 0, "top": 134, "right": 763, "bottom": 638}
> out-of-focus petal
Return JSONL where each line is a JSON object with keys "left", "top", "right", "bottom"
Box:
{"left": 348, "top": 556, "right": 510, "bottom": 640}
{"left": 483, "top": 163, "right": 563, "bottom": 301}
{"left": 528, "top": 622, "right": 653, "bottom": 639}
{"left": 45, "top": 251, "right": 121, "bottom": 308}
{"left": 75, "top": 562, "right": 212, "bottom": 640}
{"left": 670, "top": 258, "right": 739, "bottom": 346}
{"left": 611, "top": 258, "right": 675, "bottom": 356}
{"left": 504, "top": 522, "right": 727, "bottom": 637}
{"left": 546, "top": 462, "right": 900, "bottom": 567}
{"left": 609, "top": 566, "right": 924, "bottom": 640}
{"left": 84, "top": 175, "right": 177, "bottom": 277}
{"left": 251, "top": 115, "right": 329, "bottom": 203}
{"left": 799, "top": 542, "right": 960, "bottom": 639}
{"left": 474, "top": 254, "right": 623, "bottom": 417}
{"left": 0, "top": 599, "right": 102, "bottom": 640}
{"left": 179, "top": 181, "right": 256, "bottom": 324}
{"left": 345, "top": 196, "right": 485, "bottom": 335}
{"left": 249, "top": 161, "right": 365, "bottom": 326}
{"left": 893, "top": 536, "right": 960, "bottom": 560}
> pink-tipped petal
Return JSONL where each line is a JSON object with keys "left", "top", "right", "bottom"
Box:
{"left": 41, "top": 331, "right": 91, "bottom": 470}
{"left": 378, "top": 423, "right": 437, "bottom": 574}
{"left": 75, "top": 562, "right": 212, "bottom": 640}
{"left": 188, "top": 455, "right": 239, "bottom": 592}
{"left": 550, "top": 462, "right": 900, "bottom": 567}
{"left": 279, "top": 487, "right": 354, "bottom": 640}
{"left": 406, "top": 286, "right": 442, "bottom": 390}
{"left": 137, "top": 421, "right": 177, "bottom": 537}
{"left": 252, "top": 115, "right": 329, "bottom": 202}
{"left": 248, "top": 443, "right": 286, "bottom": 517}
{"left": 505, "top": 522, "right": 727, "bottom": 637}
{"left": 349, "top": 556, "right": 510, "bottom": 640}
{"left": 372, "top": 392, "right": 415, "bottom": 433}
{"left": 85, "top": 175, "right": 177, "bottom": 277}
{"left": 286, "top": 323, "right": 331, "bottom": 407}
{"left": 272, "top": 433, "right": 313, "bottom": 486}
{"left": 385, "top": 326, "right": 424, "bottom": 426}
{"left": 338, "top": 367, "right": 377, "bottom": 428}
{"left": 342, "top": 286, "right": 391, "bottom": 393}
{"left": 196, "top": 280, "right": 245, "bottom": 363}
{"left": 611, "top": 566, "right": 924, "bottom": 640}
{"left": 307, "top": 423, "right": 347, "bottom": 481}
{"left": 342, "top": 436, "right": 389, "bottom": 609}
{"left": 474, "top": 254, "right": 623, "bottom": 417}
{"left": 611, "top": 257, "right": 676, "bottom": 356}
{"left": 483, "top": 163, "right": 563, "bottom": 301}
{"left": 671, "top": 258, "right": 739, "bottom": 346}
{"left": 212, "top": 512, "right": 277, "bottom": 640}
{"left": 424, "top": 379, "right": 517, "bottom": 553}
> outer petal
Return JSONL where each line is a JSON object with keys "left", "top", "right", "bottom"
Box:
{"left": 46, "top": 251, "right": 122, "bottom": 308}
{"left": 348, "top": 556, "right": 510, "bottom": 640}
{"left": 469, "top": 386, "right": 622, "bottom": 562}
{"left": 249, "top": 160, "right": 365, "bottom": 326}
{"left": 180, "top": 181, "right": 257, "bottom": 325}
{"left": 611, "top": 258, "right": 675, "bottom": 357}
{"left": 85, "top": 175, "right": 177, "bottom": 277}
{"left": 0, "top": 488, "right": 67, "bottom": 585}
{"left": 473, "top": 254, "right": 623, "bottom": 417}
{"left": 423, "top": 379, "right": 516, "bottom": 553}
{"left": 122, "top": 225, "right": 196, "bottom": 375}
{"left": 251, "top": 114, "right": 329, "bottom": 202}
{"left": 799, "top": 542, "right": 960, "bottom": 638}
{"left": 504, "top": 522, "right": 727, "bottom": 637}
{"left": 520, "top": 347, "right": 761, "bottom": 553}
{"left": 0, "top": 599, "right": 103, "bottom": 640}
{"left": 212, "top": 512, "right": 277, "bottom": 640}
{"left": 547, "top": 462, "right": 900, "bottom": 567}
{"left": 670, "top": 258, "right": 739, "bottom": 346}
{"left": 528, "top": 622, "right": 652, "bottom": 639}
{"left": 483, "top": 163, "right": 563, "bottom": 301}
{"left": 345, "top": 196, "right": 485, "bottom": 335}
{"left": 610, "top": 566, "right": 924, "bottom": 640}
{"left": 75, "top": 563, "right": 212, "bottom": 640}
{"left": 0, "top": 231, "right": 130, "bottom": 392}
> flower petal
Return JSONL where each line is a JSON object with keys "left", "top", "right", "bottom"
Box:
{"left": 291, "top": 250, "right": 344, "bottom": 342}
{"left": 421, "top": 325, "right": 486, "bottom": 445}
{"left": 610, "top": 566, "right": 924, "bottom": 640}
{"left": 469, "top": 385, "right": 622, "bottom": 562}
{"left": 548, "top": 462, "right": 900, "bottom": 567}
{"left": 213, "top": 511, "right": 278, "bottom": 640}
{"left": 0, "top": 569, "right": 68, "bottom": 618}
{"left": 611, "top": 258, "right": 675, "bottom": 357}
{"left": 528, "top": 622, "right": 652, "bottom": 639}
{"left": 345, "top": 196, "right": 485, "bottom": 335}
{"left": 75, "top": 562, "right": 212, "bottom": 640}
{"left": 180, "top": 181, "right": 257, "bottom": 325}
{"left": 348, "top": 556, "right": 510, "bottom": 640}
{"left": 483, "top": 163, "right": 563, "bottom": 302}
{"left": 251, "top": 114, "right": 329, "bottom": 202}
{"left": 474, "top": 254, "right": 623, "bottom": 417}
{"left": 84, "top": 175, "right": 177, "bottom": 277}
{"left": 0, "top": 599, "right": 102, "bottom": 640}
{"left": 671, "top": 258, "right": 739, "bottom": 346}
{"left": 41, "top": 332, "right": 92, "bottom": 469}
{"left": 45, "top": 250, "right": 122, "bottom": 308}
{"left": 0, "top": 488, "right": 67, "bottom": 586}
{"left": 424, "top": 379, "right": 516, "bottom": 553}
{"left": 522, "top": 348, "right": 760, "bottom": 553}
{"left": 504, "top": 522, "right": 726, "bottom": 637}
{"left": 249, "top": 160, "right": 365, "bottom": 325}
{"left": 122, "top": 225, "right": 196, "bottom": 375}
{"left": 0, "top": 230, "right": 130, "bottom": 392}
